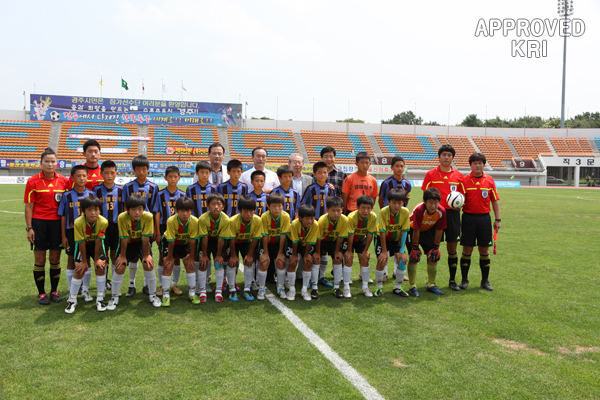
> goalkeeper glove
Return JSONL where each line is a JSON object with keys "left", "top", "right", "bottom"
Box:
{"left": 409, "top": 244, "right": 421, "bottom": 263}
{"left": 427, "top": 242, "right": 441, "bottom": 262}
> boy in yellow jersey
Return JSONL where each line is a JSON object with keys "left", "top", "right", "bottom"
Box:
{"left": 64, "top": 196, "right": 109, "bottom": 314}
{"left": 286, "top": 204, "right": 321, "bottom": 301}
{"left": 344, "top": 195, "right": 378, "bottom": 297}
{"left": 317, "top": 196, "right": 349, "bottom": 300}
{"left": 227, "top": 196, "right": 264, "bottom": 301}
{"left": 198, "top": 193, "right": 233, "bottom": 303}
{"left": 108, "top": 194, "right": 160, "bottom": 310}
{"left": 161, "top": 197, "right": 200, "bottom": 307}
{"left": 258, "top": 193, "right": 291, "bottom": 300}
{"left": 375, "top": 189, "right": 410, "bottom": 297}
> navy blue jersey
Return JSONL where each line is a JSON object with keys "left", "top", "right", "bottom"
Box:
{"left": 186, "top": 182, "right": 218, "bottom": 217}
{"left": 301, "top": 183, "right": 335, "bottom": 220}
{"left": 93, "top": 183, "right": 124, "bottom": 224}
{"left": 379, "top": 176, "right": 412, "bottom": 207}
{"left": 249, "top": 191, "right": 268, "bottom": 216}
{"left": 218, "top": 180, "right": 249, "bottom": 217}
{"left": 272, "top": 186, "right": 301, "bottom": 219}
{"left": 122, "top": 179, "right": 160, "bottom": 213}
{"left": 58, "top": 188, "right": 94, "bottom": 229}
{"left": 155, "top": 187, "right": 186, "bottom": 224}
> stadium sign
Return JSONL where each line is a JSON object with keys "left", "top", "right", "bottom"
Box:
{"left": 72, "top": 160, "right": 196, "bottom": 174}
{"left": 76, "top": 147, "right": 128, "bottom": 154}
{"left": 69, "top": 134, "right": 152, "bottom": 141}
{"left": 0, "top": 159, "right": 67, "bottom": 169}
{"left": 165, "top": 147, "right": 208, "bottom": 156}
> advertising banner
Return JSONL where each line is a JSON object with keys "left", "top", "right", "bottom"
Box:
{"left": 165, "top": 147, "right": 208, "bottom": 156}
{"left": 68, "top": 134, "right": 151, "bottom": 141}
{"left": 72, "top": 160, "right": 196, "bottom": 174}
{"left": 0, "top": 159, "right": 67, "bottom": 169}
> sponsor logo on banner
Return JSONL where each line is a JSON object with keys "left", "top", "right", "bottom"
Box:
{"left": 76, "top": 148, "right": 128, "bottom": 154}
{"left": 165, "top": 147, "right": 208, "bottom": 156}
{"left": 69, "top": 134, "right": 152, "bottom": 141}
{"left": 0, "top": 159, "right": 67, "bottom": 169}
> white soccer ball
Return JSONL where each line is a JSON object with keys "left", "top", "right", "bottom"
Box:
{"left": 447, "top": 191, "right": 465, "bottom": 209}
{"left": 50, "top": 111, "right": 61, "bottom": 121}
{"left": 217, "top": 123, "right": 222, "bottom": 127}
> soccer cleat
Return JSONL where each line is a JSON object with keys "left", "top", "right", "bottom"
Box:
{"left": 96, "top": 300, "right": 107, "bottom": 312}
{"left": 310, "top": 289, "right": 319, "bottom": 299}
{"left": 459, "top": 280, "right": 469, "bottom": 290}
{"left": 221, "top": 282, "right": 229, "bottom": 293}
{"left": 284, "top": 280, "right": 290, "bottom": 290}
{"left": 229, "top": 291, "right": 238, "bottom": 301}
{"left": 126, "top": 286, "right": 136, "bottom": 297}
{"left": 343, "top": 288, "right": 352, "bottom": 298}
{"left": 392, "top": 288, "right": 409, "bottom": 297}
{"left": 64, "top": 301, "right": 76, "bottom": 314}
{"left": 162, "top": 297, "right": 171, "bottom": 307}
{"left": 50, "top": 291, "right": 62, "bottom": 303}
{"left": 199, "top": 292, "right": 207, "bottom": 303}
{"left": 408, "top": 287, "right": 420, "bottom": 297}
{"left": 333, "top": 288, "right": 344, "bottom": 299}
{"left": 480, "top": 280, "right": 494, "bottom": 291}
{"left": 373, "top": 287, "right": 383, "bottom": 297}
{"left": 251, "top": 281, "right": 260, "bottom": 291}
{"left": 38, "top": 293, "right": 50, "bottom": 305}
{"left": 106, "top": 280, "right": 111, "bottom": 291}
{"left": 301, "top": 289, "right": 311, "bottom": 301}
{"left": 189, "top": 294, "right": 201, "bottom": 304}
{"left": 359, "top": 276, "right": 374, "bottom": 284}
{"left": 235, "top": 283, "right": 242, "bottom": 293}
{"left": 449, "top": 280, "right": 461, "bottom": 291}
{"left": 142, "top": 285, "right": 149, "bottom": 295}
{"left": 362, "top": 287, "right": 373, "bottom": 297}
{"left": 206, "top": 284, "right": 213, "bottom": 293}
{"left": 257, "top": 288, "right": 266, "bottom": 300}
{"left": 171, "top": 285, "right": 183, "bottom": 295}
{"left": 106, "top": 296, "right": 119, "bottom": 310}
{"left": 156, "top": 286, "right": 163, "bottom": 296}
{"left": 215, "top": 292, "right": 224, "bottom": 303}
{"left": 426, "top": 285, "right": 444, "bottom": 295}
{"left": 277, "top": 287, "right": 287, "bottom": 299}
{"left": 150, "top": 295, "right": 162, "bottom": 308}
{"left": 287, "top": 288, "right": 296, "bottom": 301}
{"left": 243, "top": 291, "right": 255, "bottom": 301}
{"left": 81, "top": 291, "right": 94, "bottom": 302}
{"left": 318, "top": 277, "right": 333, "bottom": 288}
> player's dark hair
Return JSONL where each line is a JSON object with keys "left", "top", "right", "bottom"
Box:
{"left": 195, "top": 161, "right": 211, "bottom": 173}
{"left": 70, "top": 164, "right": 88, "bottom": 177}
{"left": 326, "top": 196, "right": 343, "bottom": 209}
{"left": 101, "top": 160, "right": 117, "bottom": 172}
{"left": 165, "top": 165, "right": 180, "bottom": 176}
{"left": 469, "top": 152, "right": 487, "bottom": 165}
{"left": 252, "top": 147, "right": 268, "bottom": 157}
{"left": 320, "top": 146, "right": 336, "bottom": 158}
{"left": 355, "top": 152, "right": 370, "bottom": 163}
{"left": 391, "top": 156, "right": 405, "bottom": 167}
{"left": 82, "top": 139, "right": 101, "bottom": 153}
{"left": 40, "top": 147, "right": 56, "bottom": 161}
{"left": 132, "top": 155, "right": 150, "bottom": 169}
{"left": 175, "top": 196, "right": 194, "bottom": 211}
{"left": 267, "top": 192, "right": 285, "bottom": 206}
{"left": 251, "top": 170, "right": 265, "bottom": 181}
{"left": 208, "top": 143, "right": 225, "bottom": 154}
{"left": 239, "top": 195, "right": 256, "bottom": 211}
{"left": 227, "top": 159, "right": 243, "bottom": 172}
{"left": 438, "top": 145, "right": 455, "bottom": 157}
{"left": 298, "top": 204, "right": 315, "bottom": 218}
{"left": 277, "top": 165, "right": 293, "bottom": 178}
{"left": 206, "top": 193, "right": 225, "bottom": 207}
{"left": 125, "top": 194, "right": 146, "bottom": 210}
{"left": 313, "top": 161, "right": 328, "bottom": 174}
{"left": 387, "top": 188, "right": 406, "bottom": 204}
{"left": 80, "top": 195, "right": 102, "bottom": 212}
{"left": 356, "top": 195, "right": 374, "bottom": 208}
{"left": 423, "top": 187, "right": 441, "bottom": 202}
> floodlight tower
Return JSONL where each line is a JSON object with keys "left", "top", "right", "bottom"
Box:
{"left": 558, "top": 0, "right": 574, "bottom": 129}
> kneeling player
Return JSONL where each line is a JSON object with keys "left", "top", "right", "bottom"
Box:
{"left": 65, "top": 196, "right": 109, "bottom": 313}
{"left": 161, "top": 197, "right": 200, "bottom": 307}
{"left": 317, "top": 197, "right": 349, "bottom": 299}
{"left": 287, "top": 204, "right": 321, "bottom": 301}
{"left": 375, "top": 189, "right": 410, "bottom": 297}
{"left": 406, "top": 188, "right": 447, "bottom": 297}
{"left": 108, "top": 195, "right": 161, "bottom": 310}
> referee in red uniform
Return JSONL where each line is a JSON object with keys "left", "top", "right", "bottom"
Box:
{"left": 459, "top": 152, "right": 501, "bottom": 291}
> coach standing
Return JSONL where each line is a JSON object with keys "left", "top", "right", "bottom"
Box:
{"left": 240, "top": 147, "right": 279, "bottom": 193}
{"left": 289, "top": 153, "right": 312, "bottom": 197}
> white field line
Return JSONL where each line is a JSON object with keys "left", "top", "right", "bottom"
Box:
{"left": 0, "top": 210, "right": 24, "bottom": 214}
{"left": 0, "top": 199, "right": 21, "bottom": 202}
{"left": 576, "top": 197, "right": 600, "bottom": 201}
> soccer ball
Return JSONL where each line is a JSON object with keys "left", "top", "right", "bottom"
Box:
{"left": 217, "top": 123, "right": 222, "bottom": 127}
{"left": 447, "top": 191, "right": 465, "bottom": 209}
{"left": 50, "top": 111, "right": 61, "bottom": 121}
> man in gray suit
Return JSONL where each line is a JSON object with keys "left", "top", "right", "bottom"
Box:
{"left": 289, "top": 153, "right": 312, "bottom": 198}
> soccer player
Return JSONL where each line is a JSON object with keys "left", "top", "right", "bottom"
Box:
{"left": 344, "top": 195, "right": 378, "bottom": 297}
{"left": 249, "top": 170, "right": 268, "bottom": 217}
{"left": 379, "top": 156, "right": 411, "bottom": 209}
{"left": 59, "top": 165, "right": 94, "bottom": 300}
{"left": 227, "top": 196, "right": 264, "bottom": 301}
{"left": 421, "top": 145, "right": 464, "bottom": 291}
{"left": 69, "top": 139, "right": 103, "bottom": 190}
{"left": 406, "top": 188, "right": 447, "bottom": 297}
{"left": 316, "top": 197, "right": 349, "bottom": 300}
{"left": 108, "top": 194, "right": 161, "bottom": 310}
{"left": 287, "top": 204, "right": 321, "bottom": 301}
{"left": 121, "top": 155, "right": 160, "bottom": 297}
{"left": 459, "top": 152, "right": 501, "bottom": 291}
{"left": 272, "top": 165, "right": 301, "bottom": 219}
{"left": 375, "top": 189, "right": 410, "bottom": 297}
{"left": 218, "top": 159, "right": 249, "bottom": 217}
{"left": 64, "top": 196, "right": 109, "bottom": 313}
{"left": 342, "top": 152, "right": 378, "bottom": 214}
{"left": 155, "top": 166, "right": 186, "bottom": 297}
{"left": 25, "top": 147, "right": 70, "bottom": 305}
{"left": 161, "top": 197, "right": 200, "bottom": 306}
{"left": 198, "top": 193, "right": 233, "bottom": 303}
{"left": 257, "top": 193, "right": 291, "bottom": 300}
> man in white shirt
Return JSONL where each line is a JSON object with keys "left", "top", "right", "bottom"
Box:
{"left": 240, "top": 147, "right": 279, "bottom": 193}
{"left": 289, "top": 153, "right": 312, "bottom": 197}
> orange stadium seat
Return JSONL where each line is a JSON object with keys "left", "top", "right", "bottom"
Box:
{"left": 374, "top": 133, "right": 438, "bottom": 169}
{"left": 549, "top": 137, "right": 593, "bottom": 156}
{"left": 436, "top": 135, "right": 477, "bottom": 168}
{"left": 147, "top": 125, "right": 219, "bottom": 162}
{"left": 228, "top": 127, "right": 299, "bottom": 164}
{"left": 0, "top": 119, "right": 51, "bottom": 159}
{"left": 300, "top": 130, "right": 374, "bottom": 164}
{"left": 58, "top": 122, "right": 138, "bottom": 161}
{"left": 471, "top": 136, "right": 514, "bottom": 169}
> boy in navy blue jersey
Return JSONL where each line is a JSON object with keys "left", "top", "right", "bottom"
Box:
{"left": 58, "top": 165, "right": 93, "bottom": 298}
{"left": 249, "top": 170, "right": 268, "bottom": 216}
{"left": 218, "top": 159, "right": 248, "bottom": 217}
{"left": 272, "top": 165, "right": 301, "bottom": 220}
{"left": 301, "top": 161, "right": 334, "bottom": 220}
{"left": 155, "top": 166, "right": 186, "bottom": 297}
{"left": 93, "top": 160, "right": 123, "bottom": 290}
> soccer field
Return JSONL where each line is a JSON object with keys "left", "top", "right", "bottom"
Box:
{"left": 0, "top": 184, "right": 599, "bottom": 399}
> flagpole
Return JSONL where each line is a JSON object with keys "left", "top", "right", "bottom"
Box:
{"left": 162, "top": 78, "right": 164, "bottom": 101}
{"left": 142, "top": 78, "right": 144, "bottom": 99}
{"left": 100, "top": 75, "right": 103, "bottom": 97}
{"left": 121, "top": 76, "right": 123, "bottom": 99}
{"left": 181, "top": 80, "right": 183, "bottom": 101}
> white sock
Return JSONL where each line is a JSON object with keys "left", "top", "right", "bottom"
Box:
{"left": 66, "top": 269, "right": 75, "bottom": 290}
{"left": 311, "top": 264, "right": 320, "bottom": 287}
{"left": 143, "top": 269, "right": 157, "bottom": 296}
{"left": 258, "top": 269, "right": 267, "bottom": 288}
{"left": 343, "top": 266, "right": 352, "bottom": 290}
{"left": 111, "top": 273, "right": 124, "bottom": 299}
{"left": 129, "top": 262, "right": 138, "bottom": 287}
{"left": 287, "top": 271, "right": 296, "bottom": 288}
{"left": 276, "top": 268, "right": 286, "bottom": 289}
{"left": 194, "top": 261, "right": 200, "bottom": 291}
{"left": 111, "top": 264, "right": 116, "bottom": 280}
{"left": 243, "top": 263, "right": 254, "bottom": 290}
{"left": 207, "top": 261, "right": 212, "bottom": 280}
{"left": 161, "top": 275, "right": 171, "bottom": 298}
{"left": 215, "top": 269, "right": 224, "bottom": 293}
{"left": 332, "top": 263, "right": 342, "bottom": 288}
{"left": 227, "top": 267, "right": 237, "bottom": 291}
{"left": 394, "top": 259, "right": 407, "bottom": 288}
{"left": 198, "top": 269, "right": 207, "bottom": 291}
{"left": 186, "top": 272, "right": 196, "bottom": 296}
{"left": 157, "top": 265, "right": 164, "bottom": 287}
{"left": 319, "top": 255, "right": 327, "bottom": 278}
{"left": 375, "top": 270, "right": 385, "bottom": 288}
{"left": 81, "top": 268, "right": 92, "bottom": 291}
{"left": 173, "top": 264, "right": 181, "bottom": 285}
{"left": 96, "top": 275, "right": 106, "bottom": 300}
{"left": 361, "top": 266, "right": 370, "bottom": 289}
{"left": 70, "top": 277, "right": 82, "bottom": 302}
{"left": 302, "top": 270, "right": 311, "bottom": 290}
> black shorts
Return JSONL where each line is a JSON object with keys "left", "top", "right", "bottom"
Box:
{"left": 118, "top": 241, "right": 153, "bottom": 264}
{"left": 374, "top": 237, "right": 403, "bottom": 257}
{"left": 228, "top": 242, "right": 253, "bottom": 261}
{"left": 285, "top": 238, "right": 316, "bottom": 259}
{"left": 104, "top": 222, "right": 120, "bottom": 252}
{"left": 407, "top": 228, "right": 437, "bottom": 255}
{"left": 460, "top": 212, "right": 493, "bottom": 248}
{"left": 162, "top": 242, "right": 191, "bottom": 259}
{"left": 74, "top": 241, "right": 107, "bottom": 263}
{"left": 349, "top": 238, "right": 367, "bottom": 255}
{"left": 65, "top": 228, "right": 75, "bottom": 256}
{"left": 441, "top": 208, "right": 461, "bottom": 243}
{"left": 204, "top": 238, "right": 226, "bottom": 261}
{"left": 32, "top": 218, "right": 62, "bottom": 251}
{"left": 259, "top": 242, "right": 284, "bottom": 269}
{"left": 320, "top": 239, "right": 348, "bottom": 257}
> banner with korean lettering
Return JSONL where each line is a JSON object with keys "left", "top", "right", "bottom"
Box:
{"left": 73, "top": 160, "right": 196, "bottom": 174}
{"left": 0, "top": 159, "right": 67, "bottom": 169}
{"left": 165, "top": 147, "right": 208, "bottom": 156}
{"left": 30, "top": 94, "right": 242, "bottom": 126}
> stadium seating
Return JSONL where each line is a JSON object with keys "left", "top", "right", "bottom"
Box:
{"left": 147, "top": 125, "right": 219, "bottom": 161}
{"left": 228, "top": 128, "right": 299, "bottom": 163}
{"left": 595, "top": 138, "right": 600, "bottom": 153}
{"left": 57, "top": 122, "right": 138, "bottom": 160}
{"left": 549, "top": 137, "right": 594, "bottom": 156}
{"left": 300, "top": 130, "right": 374, "bottom": 163}
{"left": 471, "top": 136, "right": 514, "bottom": 169}
{"left": 0, "top": 120, "right": 51, "bottom": 159}
{"left": 374, "top": 133, "right": 438, "bottom": 168}
{"left": 436, "top": 135, "right": 477, "bottom": 168}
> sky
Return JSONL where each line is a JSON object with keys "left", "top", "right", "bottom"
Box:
{"left": 1, "top": 0, "right": 599, "bottom": 125}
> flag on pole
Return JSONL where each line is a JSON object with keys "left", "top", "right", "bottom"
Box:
{"left": 99, "top": 77, "right": 105, "bottom": 86}
{"left": 182, "top": 82, "right": 187, "bottom": 92}
{"left": 142, "top": 79, "right": 145, "bottom": 95}
{"left": 163, "top": 84, "right": 168, "bottom": 93}
{"left": 121, "top": 78, "right": 129, "bottom": 90}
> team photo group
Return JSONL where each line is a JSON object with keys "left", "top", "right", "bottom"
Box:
{"left": 24, "top": 140, "right": 501, "bottom": 314}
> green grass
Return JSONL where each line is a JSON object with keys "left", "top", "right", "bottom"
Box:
{"left": 1, "top": 185, "right": 599, "bottom": 399}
